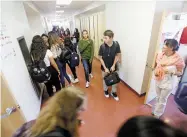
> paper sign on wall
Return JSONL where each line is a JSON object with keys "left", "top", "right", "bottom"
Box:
{"left": 0, "top": 22, "right": 16, "bottom": 61}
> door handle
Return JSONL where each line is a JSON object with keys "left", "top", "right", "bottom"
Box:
{"left": 146, "top": 63, "right": 154, "bottom": 71}
{"left": 1, "top": 106, "right": 17, "bottom": 119}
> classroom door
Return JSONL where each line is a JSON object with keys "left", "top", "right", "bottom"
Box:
{"left": 89, "top": 16, "right": 95, "bottom": 44}
{"left": 97, "top": 12, "right": 106, "bottom": 48}
{"left": 1, "top": 74, "right": 26, "bottom": 137}
{"left": 93, "top": 14, "right": 99, "bottom": 58}
{"left": 143, "top": 12, "right": 167, "bottom": 104}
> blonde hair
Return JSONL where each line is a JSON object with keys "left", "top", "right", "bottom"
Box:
{"left": 48, "top": 31, "right": 63, "bottom": 47}
{"left": 31, "top": 87, "right": 86, "bottom": 137}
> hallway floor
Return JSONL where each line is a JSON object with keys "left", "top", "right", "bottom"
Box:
{"left": 42, "top": 58, "right": 187, "bottom": 137}
{"left": 69, "top": 59, "right": 150, "bottom": 137}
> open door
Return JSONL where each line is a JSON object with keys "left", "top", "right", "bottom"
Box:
{"left": 1, "top": 73, "right": 26, "bottom": 137}
{"left": 144, "top": 11, "right": 187, "bottom": 105}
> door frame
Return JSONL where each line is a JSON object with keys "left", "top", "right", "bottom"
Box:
{"left": 17, "top": 36, "right": 41, "bottom": 99}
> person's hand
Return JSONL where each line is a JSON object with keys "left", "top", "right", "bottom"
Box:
{"left": 110, "top": 65, "right": 115, "bottom": 72}
{"left": 164, "top": 69, "right": 169, "bottom": 74}
{"left": 89, "top": 59, "right": 92, "bottom": 64}
{"left": 57, "top": 70, "right": 60, "bottom": 76}
{"left": 105, "top": 68, "right": 110, "bottom": 73}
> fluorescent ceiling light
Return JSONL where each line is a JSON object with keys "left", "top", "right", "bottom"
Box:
{"left": 56, "top": 14, "right": 61, "bottom": 17}
{"left": 56, "top": 10, "right": 64, "bottom": 13}
{"left": 56, "top": 5, "right": 61, "bottom": 8}
{"left": 56, "top": 0, "right": 72, "bottom": 5}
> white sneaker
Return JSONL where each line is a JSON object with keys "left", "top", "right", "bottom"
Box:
{"left": 89, "top": 73, "right": 94, "bottom": 78}
{"left": 86, "top": 81, "right": 90, "bottom": 88}
{"left": 72, "top": 78, "right": 79, "bottom": 84}
{"left": 111, "top": 92, "right": 119, "bottom": 101}
{"left": 104, "top": 90, "right": 110, "bottom": 98}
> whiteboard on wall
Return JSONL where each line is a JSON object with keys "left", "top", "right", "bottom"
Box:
{"left": 0, "top": 22, "right": 17, "bottom": 65}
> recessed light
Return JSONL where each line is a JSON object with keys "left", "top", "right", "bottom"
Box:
{"left": 56, "top": 0, "right": 72, "bottom": 5}
{"left": 56, "top": 5, "right": 61, "bottom": 8}
{"left": 56, "top": 10, "right": 64, "bottom": 13}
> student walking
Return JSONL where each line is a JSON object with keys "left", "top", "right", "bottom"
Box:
{"left": 41, "top": 34, "right": 50, "bottom": 49}
{"left": 78, "top": 30, "right": 94, "bottom": 88}
{"left": 30, "top": 35, "right": 61, "bottom": 97}
{"left": 64, "top": 37, "right": 79, "bottom": 84}
{"left": 73, "top": 28, "right": 80, "bottom": 53}
{"left": 98, "top": 30, "right": 121, "bottom": 101}
{"left": 48, "top": 31, "right": 73, "bottom": 87}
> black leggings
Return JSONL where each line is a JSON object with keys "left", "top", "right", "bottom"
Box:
{"left": 45, "top": 66, "right": 61, "bottom": 97}
{"left": 67, "top": 62, "right": 78, "bottom": 79}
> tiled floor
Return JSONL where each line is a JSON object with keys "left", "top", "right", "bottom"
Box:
{"left": 42, "top": 58, "right": 187, "bottom": 137}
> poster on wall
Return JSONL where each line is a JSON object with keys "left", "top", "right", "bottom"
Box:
{"left": 0, "top": 22, "right": 16, "bottom": 62}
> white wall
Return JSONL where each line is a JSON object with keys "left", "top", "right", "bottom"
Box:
{"left": 1, "top": 1, "right": 40, "bottom": 121}
{"left": 105, "top": 1, "right": 156, "bottom": 94}
{"left": 24, "top": 3, "right": 45, "bottom": 36}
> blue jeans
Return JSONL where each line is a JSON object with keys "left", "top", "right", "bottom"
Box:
{"left": 82, "top": 59, "right": 92, "bottom": 82}
{"left": 56, "top": 59, "right": 71, "bottom": 87}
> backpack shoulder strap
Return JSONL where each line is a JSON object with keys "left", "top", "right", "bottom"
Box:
{"left": 114, "top": 41, "right": 120, "bottom": 47}
{"left": 40, "top": 50, "right": 47, "bottom": 61}
{"left": 101, "top": 43, "right": 105, "bottom": 51}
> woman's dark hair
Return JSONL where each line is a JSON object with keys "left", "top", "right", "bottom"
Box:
{"left": 30, "top": 35, "right": 47, "bottom": 61}
{"left": 64, "top": 37, "right": 72, "bottom": 46}
{"left": 104, "top": 30, "right": 114, "bottom": 38}
{"left": 75, "top": 28, "right": 78, "bottom": 33}
{"left": 117, "top": 116, "right": 187, "bottom": 137}
{"left": 41, "top": 33, "right": 48, "bottom": 38}
{"left": 164, "top": 39, "right": 179, "bottom": 51}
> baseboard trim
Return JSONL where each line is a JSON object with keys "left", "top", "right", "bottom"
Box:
{"left": 120, "top": 79, "right": 146, "bottom": 97}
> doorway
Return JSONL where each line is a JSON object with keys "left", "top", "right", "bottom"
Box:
{"left": 1, "top": 74, "right": 26, "bottom": 137}
{"left": 144, "top": 12, "right": 187, "bottom": 105}
{"left": 17, "top": 36, "right": 41, "bottom": 98}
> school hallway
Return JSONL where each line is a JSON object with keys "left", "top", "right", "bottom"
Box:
{"left": 1, "top": 1, "right": 187, "bottom": 136}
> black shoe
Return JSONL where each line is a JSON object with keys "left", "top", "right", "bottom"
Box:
{"left": 104, "top": 90, "right": 109, "bottom": 98}
{"left": 111, "top": 92, "right": 119, "bottom": 101}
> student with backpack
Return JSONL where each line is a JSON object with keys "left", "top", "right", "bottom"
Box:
{"left": 64, "top": 37, "right": 80, "bottom": 84}
{"left": 30, "top": 35, "right": 61, "bottom": 97}
{"left": 78, "top": 30, "right": 94, "bottom": 88}
{"left": 48, "top": 31, "right": 73, "bottom": 87}
{"left": 98, "top": 30, "right": 121, "bottom": 101}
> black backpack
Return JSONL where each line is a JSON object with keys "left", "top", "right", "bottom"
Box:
{"left": 69, "top": 52, "right": 80, "bottom": 67}
{"left": 60, "top": 45, "right": 79, "bottom": 67}
{"left": 104, "top": 72, "right": 120, "bottom": 86}
{"left": 59, "top": 46, "right": 71, "bottom": 62}
{"left": 174, "top": 82, "right": 187, "bottom": 114}
{"left": 30, "top": 51, "right": 51, "bottom": 83}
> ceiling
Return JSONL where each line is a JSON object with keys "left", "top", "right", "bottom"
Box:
{"left": 32, "top": 0, "right": 93, "bottom": 21}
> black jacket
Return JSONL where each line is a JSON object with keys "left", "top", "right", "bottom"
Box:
{"left": 39, "top": 127, "right": 71, "bottom": 137}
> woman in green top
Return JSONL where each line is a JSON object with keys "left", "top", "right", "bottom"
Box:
{"left": 78, "top": 30, "right": 94, "bottom": 88}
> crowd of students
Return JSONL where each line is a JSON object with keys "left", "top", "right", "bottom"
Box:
{"left": 30, "top": 26, "right": 122, "bottom": 101}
